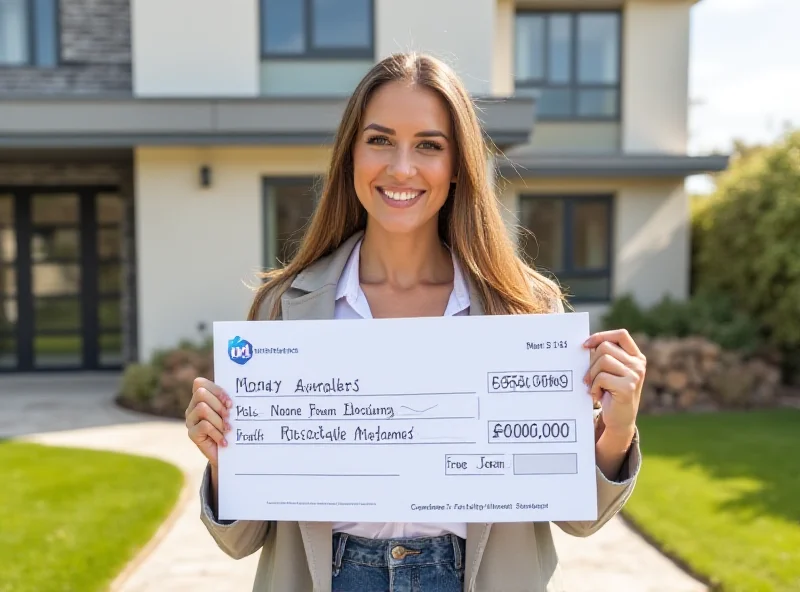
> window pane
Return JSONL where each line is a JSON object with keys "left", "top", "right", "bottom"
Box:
{"left": 558, "top": 276, "right": 610, "bottom": 301}
{"left": 32, "top": 194, "right": 79, "bottom": 225}
{"left": 0, "top": 229, "right": 16, "bottom": 262}
{"left": 261, "top": 59, "right": 372, "bottom": 96}
{"left": 33, "top": 0, "right": 57, "bottom": 66}
{"left": 572, "top": 201, "right": 610, "bottom": 270}
{"left": 0, "top": 336, "right": 16, "bottom": 368}
{"left": 0, "top": 299, "right": 17, "bottom": 332}
{"left": 539, "top": 88, "right": 573, "bottom": 118}
{"left": 31, "top": 228, "right": 80, "bottom": 261}
{"left": 35, "top": 334, "right": 82, "bottom": 368}
{"left": 548, "top": 14, "right": 571, "bottom": 83}
{"left": 0, "top": 0, "right": 29, "bottom": 65}
{"left": 97, "top": 194, "right": 124, "bottom": 223}
{"left": 519, "top": 198, "right": 564, "bottom": 271}
{"left": 262, "top": 0, "right": 305, "bottom": 54}
{"left": 515, "top": 15, "right": 544, "bottom": 81}
{"left": 97, "top": 228, "right": 122, "bottom": 260}
{"left": 98, "top": 264, "right": 121, "bottom": 295}
{"left": 264, "top": 182, "right": 319, "bottom": 266}
{"left": 577, "top": 14, "right": 619, "bottom": 84}
{"left": 99, "top": 333, "right": 123, "bottom": 366}
{"left": 312, "top": 0, "right": 370, "bottom": 49}
{"left": 33, "top": 263, "right": 80, "bottom": 296}
{"left": 578, "top": 89, "right": 618, "bottom": 117}
{"left": 0, "top": 194, "right": 12, "bottom": 224}
{"left": 99, "top": 299, "right": 121, "bottom": 330}
{"left": 1, "top": 266, "right": 15, "bottom": 296}
{"left": 35, "top": 298, "right": 81, "bottom": 331}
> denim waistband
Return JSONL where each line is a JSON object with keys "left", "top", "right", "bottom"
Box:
{"left": 332, "top": 532, "right": 465, "bottom": 570}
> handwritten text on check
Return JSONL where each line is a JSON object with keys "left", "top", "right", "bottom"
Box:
{"left": 214, "top": 313, "right": 598, "bottom": 523}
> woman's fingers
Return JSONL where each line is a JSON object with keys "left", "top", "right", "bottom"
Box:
{"left": 187, "top": 400, "right": 229, "bottom": 435}
{"left": 187, "top": 387, "right": 229, "bottom": 425}
{"left": 583, "top": 329, "right": 642, "bottom": 359}
{"left": 584, "top": 352, "right": 629, "bottom": 403}
{"left": 188, "top": 377, "right": 232, "bottom": 415}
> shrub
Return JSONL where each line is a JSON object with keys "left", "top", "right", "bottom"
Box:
{"left": 602, "top": 293, "right": 765, "bottom": 354}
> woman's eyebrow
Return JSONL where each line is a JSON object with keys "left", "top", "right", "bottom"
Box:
{"left": 363, "top": 123, "right": 449, "bottom": 141}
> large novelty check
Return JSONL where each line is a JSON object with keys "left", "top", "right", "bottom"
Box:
{"left": 214, "top": 312, "right": 598, "bottom": 523}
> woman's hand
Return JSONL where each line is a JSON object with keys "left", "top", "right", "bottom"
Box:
{"left": 185, "top": 377, "right": 233, "bottom": 468}
{"left": 583, "top": 329, "right": 646, "bottom": 438}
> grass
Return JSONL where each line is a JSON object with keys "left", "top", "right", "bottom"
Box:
{"left": 0, "top": 441, "right": 184, "bottom": 592}
{"left": 624, "top": 409, "right": 800, "bottom": 592}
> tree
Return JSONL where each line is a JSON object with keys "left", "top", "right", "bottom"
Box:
{"left": 692, "top": 129, "right": 800, "bottom": 354}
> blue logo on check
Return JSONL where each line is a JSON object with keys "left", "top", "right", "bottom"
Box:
{"left": 228, "top": 336, "right": 253, "bottom": 365}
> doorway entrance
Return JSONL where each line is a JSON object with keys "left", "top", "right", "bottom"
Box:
{"left": 0, "top": 187, "right": 124, "bottom": 372}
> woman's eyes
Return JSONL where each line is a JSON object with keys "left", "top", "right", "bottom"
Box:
{"left": 365, "top": 135, "right": 443, "bottom": 151}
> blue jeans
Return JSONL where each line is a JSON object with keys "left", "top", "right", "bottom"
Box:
{"left": 331, "top": 532, "right": 465, "bottom": 592}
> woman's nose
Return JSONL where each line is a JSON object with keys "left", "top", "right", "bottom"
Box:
{"left": 387, "top": 149, "right": 417, "bottom": 180}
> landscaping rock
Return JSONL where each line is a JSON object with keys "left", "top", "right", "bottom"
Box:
{"left": 638, "top": 335, "right": 782, "bottom": 414}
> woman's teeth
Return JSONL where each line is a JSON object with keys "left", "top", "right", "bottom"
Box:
{"left": 383, "top": 189, "right": 421, "bottom": 201}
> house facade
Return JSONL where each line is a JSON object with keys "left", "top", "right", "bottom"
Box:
{"left": 0, "top": 0, "right": 726, "bottom": 372}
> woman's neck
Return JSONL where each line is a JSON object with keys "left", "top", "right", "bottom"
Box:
{"left": 359, "top": 221, "right": 452, "bottom": 289}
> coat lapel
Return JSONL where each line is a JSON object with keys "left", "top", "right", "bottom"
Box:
{"left": 277, "top": 234, "right": 493, "bottom": 591}
{"left": 464, "top": 277, "right": 492, "bottom": 589}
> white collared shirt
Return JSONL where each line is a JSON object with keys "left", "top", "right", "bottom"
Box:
{"left": 331, "top": 238, "right": 470, "bottom": 540}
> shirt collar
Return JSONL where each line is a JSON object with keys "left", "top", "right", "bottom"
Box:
{"left": 335, "top": 238, "right": 471, "bottom": 316}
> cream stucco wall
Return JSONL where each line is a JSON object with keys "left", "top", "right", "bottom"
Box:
{"left": 375, "top": 0, "right": 495, "bottom": 95}
{"left": 499, "top": 176, "right": 689, "bottom": 328}
{"left": 622, "top": 0, "right": 692, "bottom": 153}
{"left": 131, "top": 0, "right": 259, "bottom": 96}
{"left": 134, "top": 146, "right": 330, "bottom": 360}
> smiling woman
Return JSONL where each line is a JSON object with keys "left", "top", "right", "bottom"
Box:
{"left": 185, "top": 52, "right": 646, "bottom": 592}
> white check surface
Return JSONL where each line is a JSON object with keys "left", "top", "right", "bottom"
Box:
{"left": 214, "top": 313, "right": 598, "bottom": 523}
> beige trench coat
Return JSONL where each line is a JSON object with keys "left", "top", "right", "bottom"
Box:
{"left": 199, "top": 231, "right": 642, "bottom": 591}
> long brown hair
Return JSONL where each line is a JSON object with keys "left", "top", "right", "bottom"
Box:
{"left": 248, "top": 52, "right": 563, "bottom": 320}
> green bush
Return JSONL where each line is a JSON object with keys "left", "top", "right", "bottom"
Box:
{"left": 119, "top": 363, "right": 159, "bottom": 403}
{"left": 692, "top": 131, "right": 800, "bottom": 351}
{"left": 602, "top": 293, "right": 765, "bottom": 354}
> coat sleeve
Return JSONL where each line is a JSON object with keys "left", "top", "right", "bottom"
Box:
{"left": 553, "top": 431, "right": 641, "bottom": 537}
{"left": 199, "top": 463, "right": 273, "bottom": 559}
{"left": 548, "top": 292, "right": 643, "bottom": 537}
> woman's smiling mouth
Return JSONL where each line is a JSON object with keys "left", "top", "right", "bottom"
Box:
{"left": 377, "top": 187, "right": 426, "bottom": 208}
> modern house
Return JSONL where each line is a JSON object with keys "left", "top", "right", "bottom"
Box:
{"left": 0, "top": 0, "right": 727, "bottom": 373}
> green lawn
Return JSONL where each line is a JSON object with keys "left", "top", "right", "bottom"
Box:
{"left": 0, "top": 441, "right": 183, "bottom": 592}
{"left": 624, "top": 409, "right": 800, "bottom": 592}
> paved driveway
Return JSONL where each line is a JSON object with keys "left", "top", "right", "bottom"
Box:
{"left": 5, "top": 374, "right": 706, "bottom": 591}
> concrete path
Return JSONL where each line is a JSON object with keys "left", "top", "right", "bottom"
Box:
{"left": 6, "top": 374, "right": 707, "bottom": 592}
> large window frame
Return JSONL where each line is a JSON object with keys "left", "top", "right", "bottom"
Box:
{"left": 260, "top": 0, "right": 375, "bottom": 60}
{"left": 0, "top": 0, "right": 59, "bottom": 68}
{"left": 520, "top": 194, "right": 614, "bottom": 303}
{"left": 514, "top": 10, "right": 622, "bottom": 121}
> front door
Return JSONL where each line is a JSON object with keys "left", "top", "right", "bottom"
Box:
{"left": 0, "top": 187, "right": 124, "bottom": 372}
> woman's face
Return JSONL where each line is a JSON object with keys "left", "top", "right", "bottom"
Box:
{"left": 352, "top": 81, "right": 456, "bottom": 237}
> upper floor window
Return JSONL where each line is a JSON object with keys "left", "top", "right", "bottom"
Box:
{"left": 261, "top": 0, "right": 373, "bottom": 59}
{"left": 515, "top": 11, "right": 620, "bottom": 120}
{"left": 0, "top": 0, "right": 58, "bottom": 67}
{"left": 259, "top": 0, "right": 374, "bottom": 96}
{"left": 520, "top": 194, "right": 612, "bottom": 302}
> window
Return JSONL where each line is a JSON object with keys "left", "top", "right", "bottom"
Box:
{"left": 259, "top": 0, "right": 374, "bottom": 96}
{"left": 515, "top": 12, "right": 620, "bottom": 119}
{"left": 263, "top": 178, "right": 320, "bottom": 268}
{"left": 261, "top": 0, "right": 373, "bottom": 58}
{"left": 0, "top": 0, "right": 58, "bottom": 67}
{"left": 520, "top": 195, "right": 612, "bottom": 302}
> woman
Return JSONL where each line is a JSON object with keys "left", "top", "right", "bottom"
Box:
{"left": 185, "top": 52, "right": 645, "bottom": 592}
